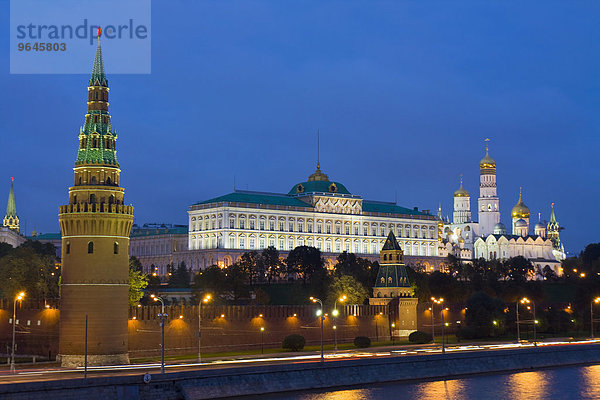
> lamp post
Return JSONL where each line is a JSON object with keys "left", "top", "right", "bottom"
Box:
{"left": 430, "top": 303, "right": 435, "bottom": 342}
{"left": 198, "top": 294, "right": 212, "bottom": 363}
{"left": 260, "top": 327, "right": 265, "bottom": 354}
{"left": 521, "top": 297, "right": 536, "bottom": 346}
{"left": 151, "top": 294, "right": 166, "bottom": 373}
{"left": 516, "top": 300, "right": 521, "bottom": 342}
{"left": 332, "top": 295, "right": 346, "bottom": 353}
{"left": 431, "top": 297, "right": 445, "bottom": 354}
{"left": 11, "top": 292, "right": 24, "bottom": 372}
{"left": 310, "top": 297, "right": 324, "bottom": 363}
{"left": 591, "top": 297, "right": 600, "bottom": 338}
{"left": 391, "top": 323, "right": 396, "bottom": 346}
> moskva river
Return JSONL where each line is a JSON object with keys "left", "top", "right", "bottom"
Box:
{"left": 252, "top": 364, "right": 600, "bottom": 400}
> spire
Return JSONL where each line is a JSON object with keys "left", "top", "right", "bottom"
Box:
{"left": 3, "top": 177, "right": 19, "bottom": 232}
{"left": 5, "top": 177, "right": 16, "bottom": 218}
{"left": 90, "top": 26, "right": 107, "bottom": 87}
{"left": 549, "top": 202, "right": 557, "bottom": 224}
{"left": 454, "top": 174, "right": 469, "bottom": 197}
{"left": 382, "top": 230, "right": 402, "bottom": 251}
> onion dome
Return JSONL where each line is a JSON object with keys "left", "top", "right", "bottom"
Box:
{"left": 479, "top": 145, "right": 496, "bottom": 169}
{"left": 493, "top": 222, "right": 507, "bottom": 234}
{"left": 515, "top": 218, "right": 527, "bottom": 228}
{"left": 289, "top": 163, "right": 351, "bottom": 195}
{"left": 534, "top": 222, "right": 545, "bottom": 230}
{"left": 454, "top": 176, "right": 469, "bottom": 197}
{"left": 511, "top": 190, "right": 530, "bottom": 219}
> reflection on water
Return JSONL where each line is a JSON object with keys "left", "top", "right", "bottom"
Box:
{"left": 256, "top": 365, "right": 600, "bottom": 400}
{"left": 581, "top": 365, "right": 600, "bottom": 399}
{"left": 413, "top": 378, "right": 464, "bottom": 400}
{"left": 506, "top": 370, "right": 548, "bottom": 400}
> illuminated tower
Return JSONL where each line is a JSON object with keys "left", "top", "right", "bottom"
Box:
{"left": 477, "top": 140, "right": 500, "bottom": 236}
{"left": 511, "top": 188, "right": 530, "bottom": 236}
{"left": 3, "top": 177, "right": 19, "bottom": 232}
{"left": 58, "top": 32, "right": 134, "bottom": 367}
{"left": 453, "top": 175, "right": 471, "bottom": 224}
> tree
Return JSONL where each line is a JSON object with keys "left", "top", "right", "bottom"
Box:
{"left": 326, "top": 275, "right": 369, "bottom": 306}
{"left": 224, "top": 263, "right": 249, "bottom": 302}
{"left": 333, "top": 252, "right": 378, "bottom": 292}
{"left": 238, "top": 251, "right": 262, "bottom": 286}
{"left": 464, "top": 292, "right": 506, "bottom": 337}
{"left": 0, "top": 246, "right": 58, "bottom": 300}
{"left": 503, "top": 256, "right": 534, "bottom": 283}
{"left": 262, "top": 246, "right": 283, "bottom": 283}
{"left": 192, "top": 265, "right": 227, "bottom": 302}
{"left": 168, "top": 261, "right": 190, "bottom": 288}
{"left": 286, "top": 246, "right": 324, "bottom": 284}
{"left": 129, "top": 257, "right": 148, "bottom": 306}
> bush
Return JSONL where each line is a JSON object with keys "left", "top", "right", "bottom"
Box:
{"left": 353, "top": 336, "right": 371, "bottom": 348}
{"left": 282, "top": 334, "right": 305, "bottom": 351}
{"left": 408, "top": 330, "right": 433, "bottom": 344}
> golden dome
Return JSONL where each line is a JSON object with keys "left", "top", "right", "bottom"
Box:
{"left": 454, "top": 176, "right": 469, "bottom": 197}
{"left": 480, "top": 147, "right": 496, "bottom": 169}
{"left": 511, "top": 190, "right": 530, "bottom": 219}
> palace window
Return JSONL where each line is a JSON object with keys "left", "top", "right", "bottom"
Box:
{"left": 240, "top": 220, "right": 245, "bottom": 229}
{"left": 326, "top": 224, "right": 331, "bottom": 234}
{"left": 249, "top": 238, "right": 255, "bottom": 249}
{"left": 250, "top": 220, "right": 255, "bottom": 230}
{"left": 298, "top": 223, "right": 303, "bottom": 232}
{"left": 230, "top": 219, "right": 235, "bottom": 229}
{"left": 279, "top": 222, "right": 284, "bottom": 231}
{"left": 317, "top": 224, "right": 322, "bottom": 234}
{"left": 289, "top": 222, "right": 293, "bottom": 232}
{"left": 259, "top": 239, "right": 265, "bottom": 249}
{"left": 270, "top": 221, "right": 275, "bottom": 231}
{"left": 240, "top": 238, "right": 245, "bottom": 248}
{"left": 260, "top": 221, "right": 265, "bottom": 230}
{"left": 229, "top": 238, "right": 235, "bottom": 248}
{"left": 308, "top": 225, "right": 313, "bottom": 233}
{"left": 114, "top": 242, "right": 119, "bottom": 254}
{"left": 88, "top": 241, "right": 94, "bottom": 254}
{"left": 66, "top": 241, "right": 70, "bottom": 254}
{"left": 345, "top": 226, "right": 350, "bottom": 235}
{"left": 336, "top": 226, "right": 341, "bottom": 234}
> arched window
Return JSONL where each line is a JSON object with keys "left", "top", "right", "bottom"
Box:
{"left": 106, "top": 177, "right": 112, "bottom": 185}
{"left": 66, "top": 241, "right": 70, "bottom": 254}
{"left": 88, "top": 241, "right": 94, "bottom": 254}
{"left": 114, "top": 242, "right": 119, "bottom": 254}
{"left": 91, "top": 176, "right": 97, "bottom": 184}
{"left": 90, "top": 194, "right": 96, "bottom": 203}
{"left": 109, "top": 195, "right": 114, "bottom": 204}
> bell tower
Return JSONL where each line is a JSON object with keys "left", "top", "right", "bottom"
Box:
{"left": 58, "top": 30, "right": 134, "bottom": 367}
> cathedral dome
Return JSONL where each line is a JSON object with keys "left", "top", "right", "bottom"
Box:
{"left": 515, "top": 218, "right": 527, "bottom": 228}
{"left": 454, "top": 178, "right": 469, "bottom": 197}
{"left": 511, "top": 191, "right": 530, "bottom": 219}
{"left": 493, "top": 222, "right": 507, "bottom": 234}
{"left": 534, "top": 222, "right": 545, "bottom": 230}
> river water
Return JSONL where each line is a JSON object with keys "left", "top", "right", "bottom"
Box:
{"left": 252, "top": 364, "right": 600, "bottom": 400}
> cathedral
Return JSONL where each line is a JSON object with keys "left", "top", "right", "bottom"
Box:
{"left": 440, "top": 142, "right": 566, "bottom": 277}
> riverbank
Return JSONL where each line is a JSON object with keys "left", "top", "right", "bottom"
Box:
{"left": 1, "top": 343, "right": 599, "bottom": 400}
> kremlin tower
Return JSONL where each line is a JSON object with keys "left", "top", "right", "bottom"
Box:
{"left": 477, "top": 140, "right": 500, "bottom": 236}
{"left": 57, "top": 30, "right": 134, "bottom": 366}
{"left": 3, "top": 177, "right": 19, "bottom": 232}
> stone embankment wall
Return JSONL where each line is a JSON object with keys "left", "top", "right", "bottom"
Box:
{"left": 1, "top": 344, "right": 599, "bottom": 400}
{"left": 0, "top": 304, "right": 390, "bottom": 358}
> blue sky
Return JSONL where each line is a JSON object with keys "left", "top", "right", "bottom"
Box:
{"left": 1, "top": 1, "right": 598, "bottom": 254}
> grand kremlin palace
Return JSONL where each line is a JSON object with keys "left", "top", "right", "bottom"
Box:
{"left": 183, "top": 164, "right": 441, "bottom": 273}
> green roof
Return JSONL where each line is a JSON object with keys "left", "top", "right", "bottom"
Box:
{"left": 374, "top": 264, "right": 411, "bottom": 288}
{"left": 363, "top": 201, "right": 427, "bottom": 216}
{"left": 5, "top": 180, "right": 17, "bottom": 218}
{"left": 288, "top": 180, "right": 351, "bottom": 195}
{"left": 194, "top": 191, "right": 311, "bottom": 208}
{"left": 382, "top": 231, "right": 402, "bottom": 250}
{"left": 131, "top": 226, "right": 189, "bottom": 237}
{"left": 28, "top": 233, "right": 61, "bottom": 240}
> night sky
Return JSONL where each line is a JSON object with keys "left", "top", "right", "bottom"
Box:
{"left": 1, "top": 2, "right": 598, "bottom": 254}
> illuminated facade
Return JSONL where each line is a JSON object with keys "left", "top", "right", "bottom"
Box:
{"left": 187, "top": 164, "right": 441, "bottom": 271}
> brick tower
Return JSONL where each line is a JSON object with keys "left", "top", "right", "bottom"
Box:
{"left": 58, "top": 32, "right": 134, "bottom": 367}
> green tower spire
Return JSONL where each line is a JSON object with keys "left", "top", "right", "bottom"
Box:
{"left": 5, "top": 178, "right": 16, "bottom": 217}
{"left": 374, "top": 231, "right": 412, "bottom": 294}
{"left": 75, "top": 29, "right": 118, "bottom": 168}
{"left": 3, "top": 177, "right": 19, "bottom": 232}
{"left": 89, "top": 35, "right": 107, "bottom": 87}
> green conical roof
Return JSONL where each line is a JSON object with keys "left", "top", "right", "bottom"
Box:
{"left": 5, "top": 179, "right": 17, "bottom": 218}
{"left": 382, "top": 230, "right": 402, "bottom": 250}
{"left": 89, "top": 39, "right": 107, "bottom": 87}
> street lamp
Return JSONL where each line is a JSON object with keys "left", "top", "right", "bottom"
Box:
{"left": 391, "top": 323, "right": 396, "bottom": 346}
{"left": 332, "top": 295, "right": 346, "bottom": 352}
{"left": 310, "top": 296, "right": 324, "bottom": 363}
{"left": 151, "top": 294, "right": 167, "bottom": 373}
{"left": 591, "top": 297, "right": 600, "bottom": 338}
{"left": 521, "top": 297, "right": 536, "bottom": 347}
{"left": 198, "top": 294, "right": 212, "bottom": 363}
{"left": 431, "top": 297, "right": 445, "bottom": 354}
{"left": 11, "top": 292, "right": 24, "bottom": 372}
{"left": 260, "top": 327, "right": 265, "bottom": 354}
{"left": 516, "top": 300, "right": 521, "bottom": 342}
